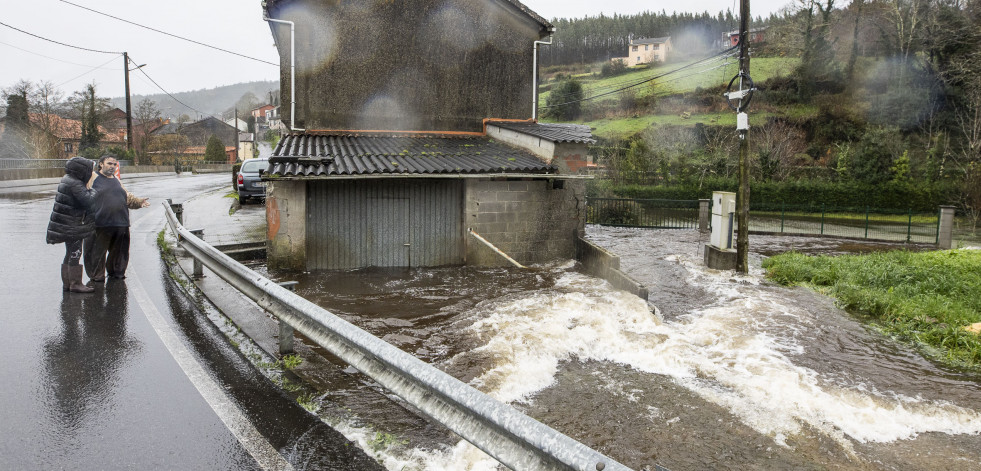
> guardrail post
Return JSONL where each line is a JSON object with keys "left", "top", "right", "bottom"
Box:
{"left": 938, "top": 205, "right": 956, "bottom": 249}
{"left": 277, "top": 281, "right": 298, "bottom": 354}
{"left": 698, "top": 199, "right": 710, "bottom": 232}
{"left": 189, "top": 229, "right": 204, "bottom": 278}
{"left": 168, "top": 200, "right": 184, "bottom": 226}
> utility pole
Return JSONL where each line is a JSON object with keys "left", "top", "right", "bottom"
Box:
{"left": 124, "top": 52, "right": 134, "bottom": 154}
{"left": 735, "top": 0, "right": 751, "bottom": 273}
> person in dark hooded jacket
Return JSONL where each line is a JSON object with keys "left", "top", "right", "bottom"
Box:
{"left": 46, "top": 157, "right": 99, "bottom": 293}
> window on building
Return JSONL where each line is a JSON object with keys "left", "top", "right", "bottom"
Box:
{"left": 64, "top": 143, "right": 72, "bottom": 153}
{"left": 653, "top": 45, "right": 659, "bottom": 50}
{"left": 636, "top": 56, "right": 641, "bottom": 62}
{"left": 645, "top": 44, "right": 649, "bottom": 51}
{"left": 632, "top": 46, "right": 638, "bottom": 51}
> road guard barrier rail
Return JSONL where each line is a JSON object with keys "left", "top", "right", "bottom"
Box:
{"left": 162, "top": 202, "right": 646, "bottom": 471}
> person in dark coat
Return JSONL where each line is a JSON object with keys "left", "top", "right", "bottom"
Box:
{"left": 84, "top": 154, "right": 149, "bottom": 282}
{"left": 46, "top": 157, "right": 99, "bottom": 293}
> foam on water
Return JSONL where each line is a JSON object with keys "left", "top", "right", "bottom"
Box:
{"left": 449, "top": 267, "right": 981, "bottom": 454}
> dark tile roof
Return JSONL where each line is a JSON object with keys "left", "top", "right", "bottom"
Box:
{"left": 632, "top": 36, "right": 672, "bottom": 45}
{"left": 152, "top": 123, "right": 180, "bottom": 135}
{"left": 267, "top": 133, "right": 557, "bottom": 177}
{"left": 489, "top": 122, "right": 595, "bottom": 144}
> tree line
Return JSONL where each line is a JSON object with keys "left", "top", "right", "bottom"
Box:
{"left": 540, "top": 10, "right": 775, "bottom": 66}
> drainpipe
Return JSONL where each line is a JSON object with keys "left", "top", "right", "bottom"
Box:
{"left": 263, "top": 13, "right": 305, "bottom": 133}
{"left": 532, "top": 28, "right": 555, "bottom": 121}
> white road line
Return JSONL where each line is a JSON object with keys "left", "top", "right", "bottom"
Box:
{"left": 126, "top": 194, "right": 293, "bottom": 471}
{"left": 128, "top": 266, "right": 293, "bottom": 471}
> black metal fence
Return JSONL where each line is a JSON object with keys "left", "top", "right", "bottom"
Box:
{"left": 587, "top": 198, "right": 700, "bottom": 229}
{"left": 586, "top": 198, "right": 942, "bottom": 244}
{"left": 749, "top": 203, "right": 940, "bottom": 244}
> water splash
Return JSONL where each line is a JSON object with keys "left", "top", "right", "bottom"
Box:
{"left": 451, "top": 267, "right": 981, "bottom": 453}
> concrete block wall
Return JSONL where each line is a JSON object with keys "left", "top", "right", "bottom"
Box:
{"left": 485, "top": 125, "right": 592, "bottom": 174}
{"left": 465, "top": 178, "right": 585, "bottom": 266}
{"left": 266, "top": 180, "right": 307, "bottom": 270}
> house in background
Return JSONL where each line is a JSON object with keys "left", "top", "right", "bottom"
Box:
{"left": 622, "top": 36, "right": 672, "bottom": 67}
{"left": 0, "top": 113, "right": 123, "bottom": 159}
{"left": 725, "top": 28, "right": 765, "bottom": 48}
{"left": 238, "top": 132, "right": 256, "bottom": 161}
{"left": 152, "top": 116, "right": 238, "bottom": 148}
{"left": 251, "top": 104, "right": 275, "bottom": 122}
{"left": 225, "top": 117, "right": 249, "bottom": 133}
{"left": 262, "top": 0, "right": 597, "bottom": 271}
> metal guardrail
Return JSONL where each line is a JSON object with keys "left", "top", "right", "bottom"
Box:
{"left": 0, "top": 158, "right": 69, "bottom": 169}
{"left": 162, "top": 202, "right": 642, "bottom": 471}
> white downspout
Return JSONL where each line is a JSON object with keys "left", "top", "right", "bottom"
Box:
{"left": 532, "top": 28, "right": 555, "bottom": 121}
{"left": 263, "top": 14, "right": 305, "bottom": 133}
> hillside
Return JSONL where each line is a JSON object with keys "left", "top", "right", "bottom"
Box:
{"left": 109, "top": 80, "right": 279, "bottom": 119}
{"left": 539, "top": 57, "right": 799, "bottom": 139}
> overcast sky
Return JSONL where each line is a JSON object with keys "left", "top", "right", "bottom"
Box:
{"left": 1, "top": 0, "right": 793, "bottom": 108}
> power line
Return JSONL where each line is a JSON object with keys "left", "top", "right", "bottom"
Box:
{"left": 545, "top": 48, "right": 737, "bottom": 102}
{"left": 59, "top": 0, "right": 279, "bottom": 67}
{"left": 0, "top": 40, "right": 122, "bottom": 70}
{"left": 56, "top": 54, "right": 124, "bottom": 88}
{"left": 542, "top": 46, "right": 739, "bottom": 108}
{"left": 128, "top": 55, "right": 219, "bottom": 120}
{"left": 0, "top": 20, "right": 122, "bottom": 54}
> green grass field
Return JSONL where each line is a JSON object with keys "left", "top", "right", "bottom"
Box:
{"left": 540, "top": 57, "right": 799, "bottom": 104}
{"left": 763, "top": 249, "right": 981, "bottom": 370}
{"left": 539, "top": 57, "right": 801, "bottom": 139}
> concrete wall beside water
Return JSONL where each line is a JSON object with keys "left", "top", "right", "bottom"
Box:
{"left": 465, "top": 178, "right": 586, "bottom": 266}
{"left": 266, "top": 180, "right": 307, "bottom": 270}
{"left": 575, "top": 237, "right": 649, "bottom": 300}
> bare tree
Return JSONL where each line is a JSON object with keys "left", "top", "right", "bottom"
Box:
{"left": 133, "top": 98, "right": 161, "bottom": 164}
{"left": 753, "top": 121, "right": 808, "bottom": 181}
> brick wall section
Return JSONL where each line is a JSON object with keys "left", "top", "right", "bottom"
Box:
{"left": 465, "top": 178, "right": 586, "bottom": 266}
{"left": 553, "top": 143, "right": 591, "bottom": 174}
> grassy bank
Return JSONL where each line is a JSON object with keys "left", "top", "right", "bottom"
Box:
{"left": 762, "top": 249, "right": 981, "bottom": 369}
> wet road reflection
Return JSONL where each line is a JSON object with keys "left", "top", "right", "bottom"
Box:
{"left": 43, "top": 281, "right": 142, "bottom": 437}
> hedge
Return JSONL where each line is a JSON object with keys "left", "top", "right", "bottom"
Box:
{"left": 592, "top": 178, "right": 962, "bottom": 212}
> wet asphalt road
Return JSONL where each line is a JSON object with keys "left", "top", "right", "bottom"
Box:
{"left": 0, "top": 173, "right": 380, "bottom": 470}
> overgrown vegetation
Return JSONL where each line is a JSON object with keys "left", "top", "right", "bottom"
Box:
{"left": 534, "top": 2, "right": 981, "bottom": 236}
{"left": 763, "top": 250, "right": 981, "bottom": 369}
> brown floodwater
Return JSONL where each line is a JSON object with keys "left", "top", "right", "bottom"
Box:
{"left": 254, "top": 227, "right": 981, "bottom": 471}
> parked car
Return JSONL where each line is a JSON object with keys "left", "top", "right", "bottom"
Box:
{"left": 237, "top": 158, "right": 269, "bottom": 203}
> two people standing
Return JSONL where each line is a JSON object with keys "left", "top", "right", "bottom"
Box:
{"left": 46, "top": 154, "right": 149, "bottom": 293}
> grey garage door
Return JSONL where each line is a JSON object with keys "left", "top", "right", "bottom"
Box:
{"left": 306, "top": 179, "right": 464, "bottom": 269}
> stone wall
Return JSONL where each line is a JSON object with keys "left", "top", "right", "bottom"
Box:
{"left": 465, "top": 178, "right": 585, "bottom": 266}
{"left": 265, "top": 179, "right": 306, "bottom": 270}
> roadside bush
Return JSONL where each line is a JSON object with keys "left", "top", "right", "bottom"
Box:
{"left": 543, "top": 78, "right": 584, "bottom": 121}
{"left": 601, "top": 59, "right": 628, "bottom": 77}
